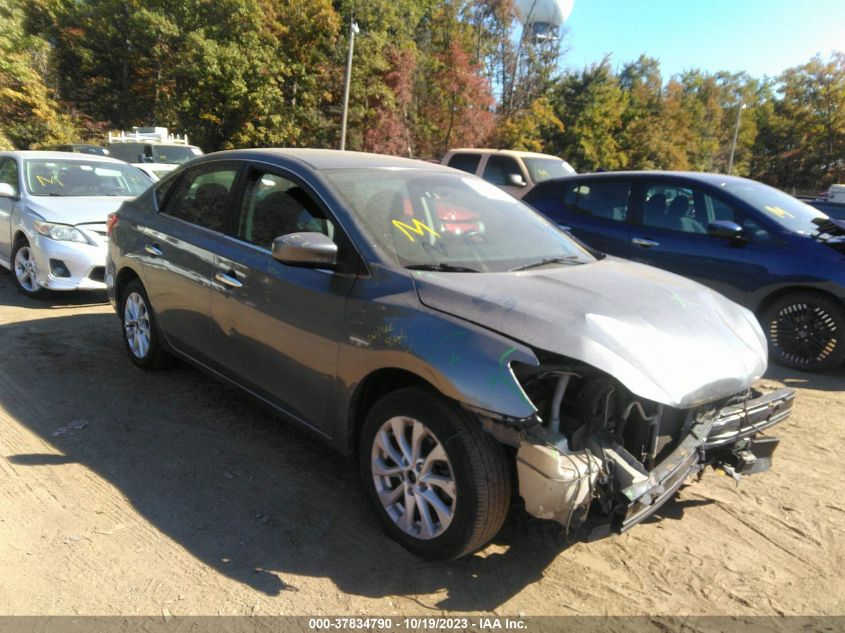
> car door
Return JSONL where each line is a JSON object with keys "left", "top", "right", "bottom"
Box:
{"left": 208, "top": 164, "right": 358, "bottom": 435}
{"left": 140, "top": 161, "right": 240, "bottom": 365}
{"left": 628, "top": 178, "right": 785, "bottom": 306}
{"left": 527, "top": 178, "right": 634, "bottom": 257}
{"left": 0, "top": 157, "right": 20, "bottom": 264}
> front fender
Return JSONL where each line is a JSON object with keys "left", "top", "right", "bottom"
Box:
{"left": 335, "top": 268, "right": 540, "bottom": 448}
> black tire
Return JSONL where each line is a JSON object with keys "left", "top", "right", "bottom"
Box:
{"left": 11, "top": 238, "right": 45, "bottom": 298}
{"left": 762, "top": 292, "right": 845, "bottom": 371}
{"left": 119, "top": 278, "right": 173, "bottom": 370}
{"left": 359, "top": 387, "right": 510, "bottom": 560}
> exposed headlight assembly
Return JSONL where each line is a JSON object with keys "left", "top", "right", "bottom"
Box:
{"left": 34, "top": 221, "right": 90, "bottom": 244}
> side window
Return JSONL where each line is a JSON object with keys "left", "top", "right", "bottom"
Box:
{"left": 573, "top": 180, "right": 631, "bottom": 222}
{"left": 161, "top": 165, "right": 237, "bottom": 232}
{"left": 641, "top": 184, "right": 706, "bottom": 234}
{"left": 0, "top": 158, "right": 19, "bottom": 195}
{"left": 482, "top": 155, "right": 523, "bottom": 186}
{"left": 704, "top": 193, "right": 773, "bottom": 243}
{"left": 237, "top": 169, "right": 335, "bottom": 249}
{"left": 447, "top": 153, "right": 481, "bottom": 174}
{"left": 154, "top": 172, "right": 180, "bottom": 209}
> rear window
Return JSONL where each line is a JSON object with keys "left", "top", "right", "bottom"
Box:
{"left": 446, "top": 153, "right": 481, "bottom": 174}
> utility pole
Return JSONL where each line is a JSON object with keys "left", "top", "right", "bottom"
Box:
{"left": 339, "top": 18, "right": 359, "bottom": 151}
{"left": 727, "top": 101, "right": 747, "bottom": 175}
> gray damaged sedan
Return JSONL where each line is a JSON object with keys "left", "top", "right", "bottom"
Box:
{"left": 106, "top": 149, "right": 794, "bottom": 560}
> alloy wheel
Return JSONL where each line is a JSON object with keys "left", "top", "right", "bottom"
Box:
{"left": 13, "top": 246, "right": 38, "bottom": 292}
{"left": 769, "top": 300, "right": 839, "bottom": 367}
{"left": 371, "top": 416, "right": 457, "bottom": 540}
{"left": 124, "top": 291, "right": 152, "bottom": 359}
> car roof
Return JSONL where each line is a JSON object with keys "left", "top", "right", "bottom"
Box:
{"left": 195, "top": 148, "right": 454, "bottom": 172}
{"left": 0, "top": 150, "right": 126, "bottom": 164}
{"left": 109, "top": 141, "right": 201, "bottom": 148}
{"left": 535, "top": 170, "right": 754, "bottom": 187}
{"left": 131, "top": 162, "right": 177, "bottom": 169}
{"left": 447, "top": 148, "right": 562, "bottom": 160}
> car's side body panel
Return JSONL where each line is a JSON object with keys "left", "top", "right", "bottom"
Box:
{"left": 525, "top": 172, "right": 845, "bottom": 314}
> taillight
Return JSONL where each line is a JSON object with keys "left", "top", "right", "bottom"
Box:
{"left": 106, "top": 212, "right": 119, "bottom": 237}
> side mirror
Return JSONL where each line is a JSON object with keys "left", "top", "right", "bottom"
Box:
{"left": 271, "top": 232, "right": 337, "bottom": 268}
{"left": 507, "top": 173, "right": 527, "bottom": 187}
{"left": 708, "top": 220, "right": 745, "bottom": 239}
{"left": 0, "top": 183, "right": 18, "bottom": 198}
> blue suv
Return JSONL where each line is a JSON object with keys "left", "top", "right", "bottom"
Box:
{"left": 525, "top": 172, "right": 845, "bottom": 371}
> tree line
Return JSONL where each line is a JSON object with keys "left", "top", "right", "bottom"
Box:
{"left": 1, "top": 0, "right": 843, "bottom": 193}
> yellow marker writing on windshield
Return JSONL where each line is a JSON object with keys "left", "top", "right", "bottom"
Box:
{"left": 764, "top": 205, "right": 794, "bottom": 219}
{"left": 36, "top": 175, "right": 63, "bottom": 187}
{"left": 392, "top": 218, "right": 440, "bottom": 242}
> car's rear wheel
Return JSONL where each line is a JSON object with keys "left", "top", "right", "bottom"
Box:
{"left": 359, "top": 387, "right": 510, "bottom": 560}
{"left": 120, "top": 278, "right": 172, "bottom": 369}
{"left": 763, "top": 292, "right": 845, "bottom": 371}
{"left": 11, "top": 238, "right": 44, "bottom": 298}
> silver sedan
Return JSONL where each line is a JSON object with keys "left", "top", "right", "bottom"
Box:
{"left": 0, "top": 151, "right": 152, "bottom": 297}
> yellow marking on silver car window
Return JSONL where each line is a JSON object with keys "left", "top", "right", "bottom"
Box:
{"left": 36, "top": 175, "right": 63, "bottom": 187}
{"left": 391, "top": 218, "right": 441, "bottom": 242}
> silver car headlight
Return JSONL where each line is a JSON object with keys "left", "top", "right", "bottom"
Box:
{"left": 34, "top": 221, "right": 90, "bottom": 244}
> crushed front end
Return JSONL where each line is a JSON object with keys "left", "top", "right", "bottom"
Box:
{"left": 497, "top": 360, "right": 794, "bottom": 538}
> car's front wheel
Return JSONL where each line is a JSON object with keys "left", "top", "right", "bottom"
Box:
{"left": 359, "top": 387, "right": 510, "bottom": 560}
{"left": 763, "top": 292, "right": 845, "bottom": 371}
{"left": 11, "top": 238, "right": 44, "bottom": 298}
{"left": 120, "top": 278, "right": 172, "bottom": 369}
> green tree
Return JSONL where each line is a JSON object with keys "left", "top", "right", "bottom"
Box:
{"left": 548, "top": 57, "right": 627, "bottom": 171}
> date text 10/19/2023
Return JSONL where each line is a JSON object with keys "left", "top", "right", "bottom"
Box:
{"left": 307, "top": 617, "right": 528, "bottom": 630}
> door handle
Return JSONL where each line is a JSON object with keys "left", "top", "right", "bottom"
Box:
{"left": 214, "top": 271, "right": 243, "bottom": 289}
{"left": 144, "top": 243, "right": 163, "bottom": 257}
{"left": 631, "top": 238, "right": 660, "bottom": 248}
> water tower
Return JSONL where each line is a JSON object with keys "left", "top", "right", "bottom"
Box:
{"left": 513, "top": 0, "right": 574, "bottom": 43}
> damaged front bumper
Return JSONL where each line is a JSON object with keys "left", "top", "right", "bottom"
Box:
{"left": 516, "top": 386, "right": 795, "bottom": 537}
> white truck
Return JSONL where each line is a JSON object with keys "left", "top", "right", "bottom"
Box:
{"left": 107, "top": 127, "right": 203, "bottom": 166}
{"left": 827, "top": 184, "right": 845, "bottom": 203}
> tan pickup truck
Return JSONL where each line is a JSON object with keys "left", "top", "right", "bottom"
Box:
{"left": 442, "top": 148, "right": 575, "bottom": 198}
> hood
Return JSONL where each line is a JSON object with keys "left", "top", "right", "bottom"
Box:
{"left": 413, "top": 258, "right": 767, "bottom": 409}
{"left": 26, "top": 196, "right": 133, "bottom": 225}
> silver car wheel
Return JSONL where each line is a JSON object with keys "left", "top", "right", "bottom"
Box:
{"left": 371, "top": 416, "right": 456, "bottom": 540}
{"left": 13, "top": 246, "right": 38, "bottom": 292}
{"left": 124, "top": 291, "right": 151, "bottom": 359}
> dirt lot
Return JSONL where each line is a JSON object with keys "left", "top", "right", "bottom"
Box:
{"left": 0, "top": 268, "right": 843, "bottom": 617}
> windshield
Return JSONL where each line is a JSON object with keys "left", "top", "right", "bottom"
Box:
{"left": 722, "top": 180, "right": 830, "bottom": 234}
{"left": 322, "top": 168, "right": 595, "bottom": 273}
{"left": 25, "top": 159, "right": 152, "bottom": 197}
{"left": 152, "top": 146, "right": 201, "bottom": 164}
{"left": 523, "top": 157, "right": 575, "bottom": 183}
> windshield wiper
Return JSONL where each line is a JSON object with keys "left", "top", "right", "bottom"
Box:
{"left": 405, "top": 263, "right": 480, "bottom": 273}
{"left": 509, "top": 256, "right": 581, "bottom": 272}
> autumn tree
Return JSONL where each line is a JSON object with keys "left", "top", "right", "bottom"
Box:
{"left": 0, "top": 0, "right": 78, "bottom": 149}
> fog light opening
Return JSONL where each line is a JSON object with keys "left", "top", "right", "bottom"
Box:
{"left": 49, "top": 259, "right": 71, "bottom": 278}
